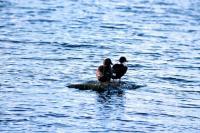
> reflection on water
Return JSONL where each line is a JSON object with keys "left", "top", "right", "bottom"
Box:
{"left": 97, "top": 88, "right": 125, "bottom": 104}
{"left": 96, "top": 91, "right": 126, "bottom": 132}
{"left": 0, "top": 0, "right": 200, "bottom": 132}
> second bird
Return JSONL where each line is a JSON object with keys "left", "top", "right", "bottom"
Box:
{"left": 112, "top": 56, "right": 128, "bottom": 81}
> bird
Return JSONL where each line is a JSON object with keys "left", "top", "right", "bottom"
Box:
{"left": 112, "top": 56, "right": 128, "bottom": 81}
{"left": 96, "top": 58, "right": 113, "bottom": 83}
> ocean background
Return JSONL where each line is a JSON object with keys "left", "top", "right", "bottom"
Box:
{"left": 0, "top": 0, "right": 200, "bottom": 132}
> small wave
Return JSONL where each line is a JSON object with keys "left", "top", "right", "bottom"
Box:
{"left": 158, "top": 76, "right": 196, "bottom": 83}
{"left": 8, "top": 107, "right": 35, "bottom": 112}
{"left": 135, "top": 112, "right": 149, "bottom": 116}
{"left": 126, "top": 64, "right": 147, "bottom": 70}
{"left": 137, "top": 34, "right": 168, "bottom": 39}
{"left": 128, "top": 64, "right": 147, "bottom": 68}
{"left": 116, "top": 118, "right": 133, "bottom": 122}
{"left": 178, "top": 103, "right": 200, "bottom": 109}
{"left": 134, "top": 52, "right": 162, "bottom": 57}
{"left": 40, "top": 78, "right": 59, "bottom": 82}
{"left": 44, "top": 123, "right": 69, "bottom": 128}
{"left": 187, "top": 29, "right": 197, "bottom": 33}
{"left": 0, "top": 0, "right": 12, "bottom": 8}
{"left": 60, "top": 43, "right": 96, "bottom": 48}
{"left": 116, "top": 6, "right": 134, "bottom": 13}
{"left": 0, "top": 39, "right": 24, "bottom": 44}
{"left": 0, "top": 83, "right": 15, "bottom": 88}
{"left": 181, "top": 90, "right": 200, "bottom": 94}
{"left": 154, "top": 1, "right": 175, "bottom": 6}
{"left": 67, "top": 57, "right": 83, "bottom": 60}
{"left": 0, "top": 118, "right": 29, "bottom": 123}
{"left": 37, "top": 8, "right": 57, "bottom": 14}
{"left": 159, "top": 113, "right": 177, "bottom": 118}
{"left": 44, "top": 112, "right": 69, "bottom": 118}
{"left": 21, "top": 57, "right": 67, "bottom": 61}
{"left": 160, "top": 21, "right": 182, "bottom": 26}
{"left": 0, "top": 39, "right": 52, "bottom": 45}
{"left": 100, "top": 25, "right": 127, "bottom": 30}
{"left": 0, "top": 25, "right": 5, "bottom": 28}
{"left": 27, "top": 19, "right": 61, "bottom": 24}
{"left": 194, "top": 57, "right": 200, "bottom": 60}
{"left": 0, "top": 39, "right": 97, "bottom": 49}
{"left": 60, "top": 43, "right": 112, "bottom": 50}
{"left": 116, "top": 5, "right": 154, "bottom": 14}
{"left": 175, "top": 66, "right": 200, "bottom": 70}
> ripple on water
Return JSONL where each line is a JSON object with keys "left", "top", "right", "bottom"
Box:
{"left": 0, "top": 0, "right": 200, "bottom": 133}
{"left": 158, "top": 76, "right": 198, "bottom": 83}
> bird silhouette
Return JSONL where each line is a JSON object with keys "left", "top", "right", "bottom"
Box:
{"left": 112, "top": 57, "right": 128, "bottom": 81}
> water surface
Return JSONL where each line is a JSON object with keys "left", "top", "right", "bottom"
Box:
{"left": 0, "top": 0, "right": 200, "bottom": 132}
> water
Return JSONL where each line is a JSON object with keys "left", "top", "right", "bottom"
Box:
{"left": 0, "top": 0, "right": 200, "bottom": 132}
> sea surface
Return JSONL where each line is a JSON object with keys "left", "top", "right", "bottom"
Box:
{"left": 0, "top": 0, "right": 200, "bottom": 132}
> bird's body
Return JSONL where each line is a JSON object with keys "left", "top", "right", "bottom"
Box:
{"left": 96, "top": 58, "right": 113, "bottom": 82}
{"left": 112, "top": 63, "right": 127, "bottom": 80}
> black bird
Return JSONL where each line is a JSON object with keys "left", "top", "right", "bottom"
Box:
{"left": 112, "top": 56, "right": 128, "bottom": 81}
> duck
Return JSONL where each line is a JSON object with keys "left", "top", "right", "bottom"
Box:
{"left": 96, "top": 58, "right": 113, "bottom": 83}
{"left": 112, "top": 56, "right": 128, "bottom": 81}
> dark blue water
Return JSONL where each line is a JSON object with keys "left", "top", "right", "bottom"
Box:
{"left": 0, "top": 0, "right": 200, "bottom": 132}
